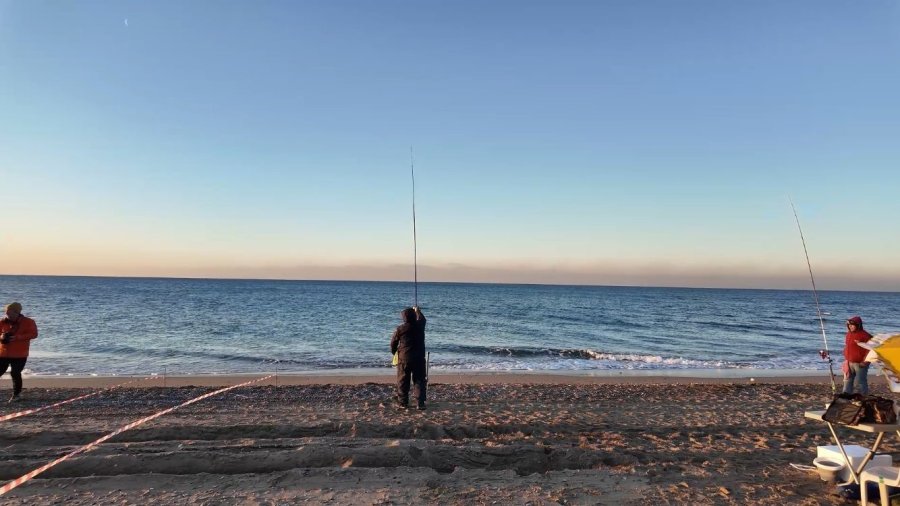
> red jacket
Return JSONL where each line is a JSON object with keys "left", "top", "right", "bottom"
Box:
{"left": 844, "top": 329, "right": 873, "bottom": 363}
{"left": 0, "top": 315, "right": 38, "bottom": 358}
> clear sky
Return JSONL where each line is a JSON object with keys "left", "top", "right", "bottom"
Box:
{"left": 1, "top": 1, "right": 899, "bottom": 290}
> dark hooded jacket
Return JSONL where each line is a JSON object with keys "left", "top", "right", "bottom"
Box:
{"left": 391, "top": 308, "right": 426, "bottom": 362}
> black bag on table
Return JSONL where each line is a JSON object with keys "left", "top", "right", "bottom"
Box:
{"left": 823, "top": 394, "right": 897, "bottom": 425}
{"left": 823, "top": 393, "right": 865, "bottom": 425}
{"left": 863, "top": 395, "right": 897, "bottom": 424}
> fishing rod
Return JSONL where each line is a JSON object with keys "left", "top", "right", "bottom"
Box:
{"left": 790, "top": 198, "right": 837, "bottom": 394}
{"left": 410, "top": 146, "right": 418, "bottom": 307}
{"left": 411, "top": 148, "right": 430, "bottom": 382}
{"left": 389, "top": 150, "right": 420, "bottom": 371}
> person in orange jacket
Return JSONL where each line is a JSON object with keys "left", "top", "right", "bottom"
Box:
{"left": 0, "top": 302, "right": 39, "bottom": 402}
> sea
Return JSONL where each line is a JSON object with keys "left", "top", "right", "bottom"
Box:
{"left": 1, "top": 275, "right": 899, "bottom": 377}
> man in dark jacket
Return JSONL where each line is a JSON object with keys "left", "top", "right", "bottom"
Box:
{"left": 390, "top": 306, "right": 427, "bottom": 410}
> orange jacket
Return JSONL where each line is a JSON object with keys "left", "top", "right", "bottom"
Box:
{"left": 0, "top": 315, "right": 38, "bottom": 358}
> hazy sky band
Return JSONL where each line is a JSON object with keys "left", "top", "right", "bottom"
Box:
{"left": 1, "top": 1, "right": 898, "bottom": 290}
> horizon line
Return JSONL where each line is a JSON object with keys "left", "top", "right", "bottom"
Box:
{"left": 2, "top": 272, "right": 898, "bottom": 294}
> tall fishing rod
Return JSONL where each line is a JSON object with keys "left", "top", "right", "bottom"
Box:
{"left": 410, "top": 148, "right": 430, "bottom": 383}
{"left": 410, "top": 146, "right": 418, "bottom": 307}
{"left": 790, "top": 198, "right": 837, "bottom": 394}
{"left": 410, "top": 149, "right": 432, "bottom": 385}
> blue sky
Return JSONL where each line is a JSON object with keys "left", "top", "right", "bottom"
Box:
{"left": 1, "top": 1, "right": 899, "bottom": 290}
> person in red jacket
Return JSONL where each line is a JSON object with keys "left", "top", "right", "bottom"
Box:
{"left": 0, "top": 302, "right": 39, "bottom": 402}
{"left": 843, "top": 315, "right": 873, "bottom": 395}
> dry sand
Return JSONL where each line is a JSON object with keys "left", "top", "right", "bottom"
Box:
{"left": 0, "top": 373, "right": 880, "bottom": 505}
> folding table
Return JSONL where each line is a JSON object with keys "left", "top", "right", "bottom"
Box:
{"left": 805, "top": 410, "right": 900, "bottom": 485}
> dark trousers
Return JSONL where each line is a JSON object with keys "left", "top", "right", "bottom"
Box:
{"left": 0, "top": 357, "right": 28, "bottom": 396}
{"left": 396, "top": 359, "right": 427, "bottom": 405}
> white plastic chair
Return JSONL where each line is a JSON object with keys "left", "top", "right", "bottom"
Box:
{"left": 860, "top": 466, "right": 900, "bottom": 506}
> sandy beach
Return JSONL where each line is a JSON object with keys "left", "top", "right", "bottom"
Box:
{"left": 0, "top": 373, "right": 880, "bottom": 505}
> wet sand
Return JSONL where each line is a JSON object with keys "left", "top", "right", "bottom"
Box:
{"left": 15, "top": 370, "right": 836, "bottom": 388}
{"left": 0, "top": 373, "right": 876, "bottom": 505}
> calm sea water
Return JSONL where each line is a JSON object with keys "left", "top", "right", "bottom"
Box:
{"left": 1, "top": 275, "right": 899, "bottom": 376}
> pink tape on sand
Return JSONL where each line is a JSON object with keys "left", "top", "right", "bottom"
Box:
{"left": 0, "top": 374, "right": 274, "bottom": 496}
{"left": 0, "top": 375, "right": 162, "bottom": 424}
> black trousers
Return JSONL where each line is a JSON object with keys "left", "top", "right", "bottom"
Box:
{"left": 396, "top": 359, "right": 427, "bottom": 405}
{"left": 0, "top": 357, "right": 28, "bottom": 396}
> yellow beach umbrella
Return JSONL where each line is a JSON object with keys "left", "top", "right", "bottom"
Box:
{"left": 873, "top": 335, "right": 900, "bottom": 374}
{"left": 861, "top": 334, "right": 900, "bottom": 392}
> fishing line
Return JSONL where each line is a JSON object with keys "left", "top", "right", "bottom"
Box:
{"left": 0, "top": 374, "right": 274, "bottom": 496}
{"left": 790, "top": 198, "right": 837, "bottom": 393}
{"left": 410, "top": 146, "right": 418, "bottom": 307}
{"left": 410, "top": 148, "right": 430, "bottom": 378}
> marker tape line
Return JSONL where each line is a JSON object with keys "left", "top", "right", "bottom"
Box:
{"left": 0, "top": 375, "right": 162, "bottom": 424}
{"left": 0, "top": 374, "right": 274, "bottom": 496}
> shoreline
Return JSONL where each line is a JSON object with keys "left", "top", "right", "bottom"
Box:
{"left": 4, "top": 368, "right": 839, "bottom": 388}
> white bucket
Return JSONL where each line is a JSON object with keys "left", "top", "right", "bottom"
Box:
{"left": 813, "top": 457, "right": 845, "bottom": 482}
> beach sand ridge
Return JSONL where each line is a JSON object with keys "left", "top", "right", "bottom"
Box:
{"left": 0, "top": 378, "right": 874, "bottom": 505}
